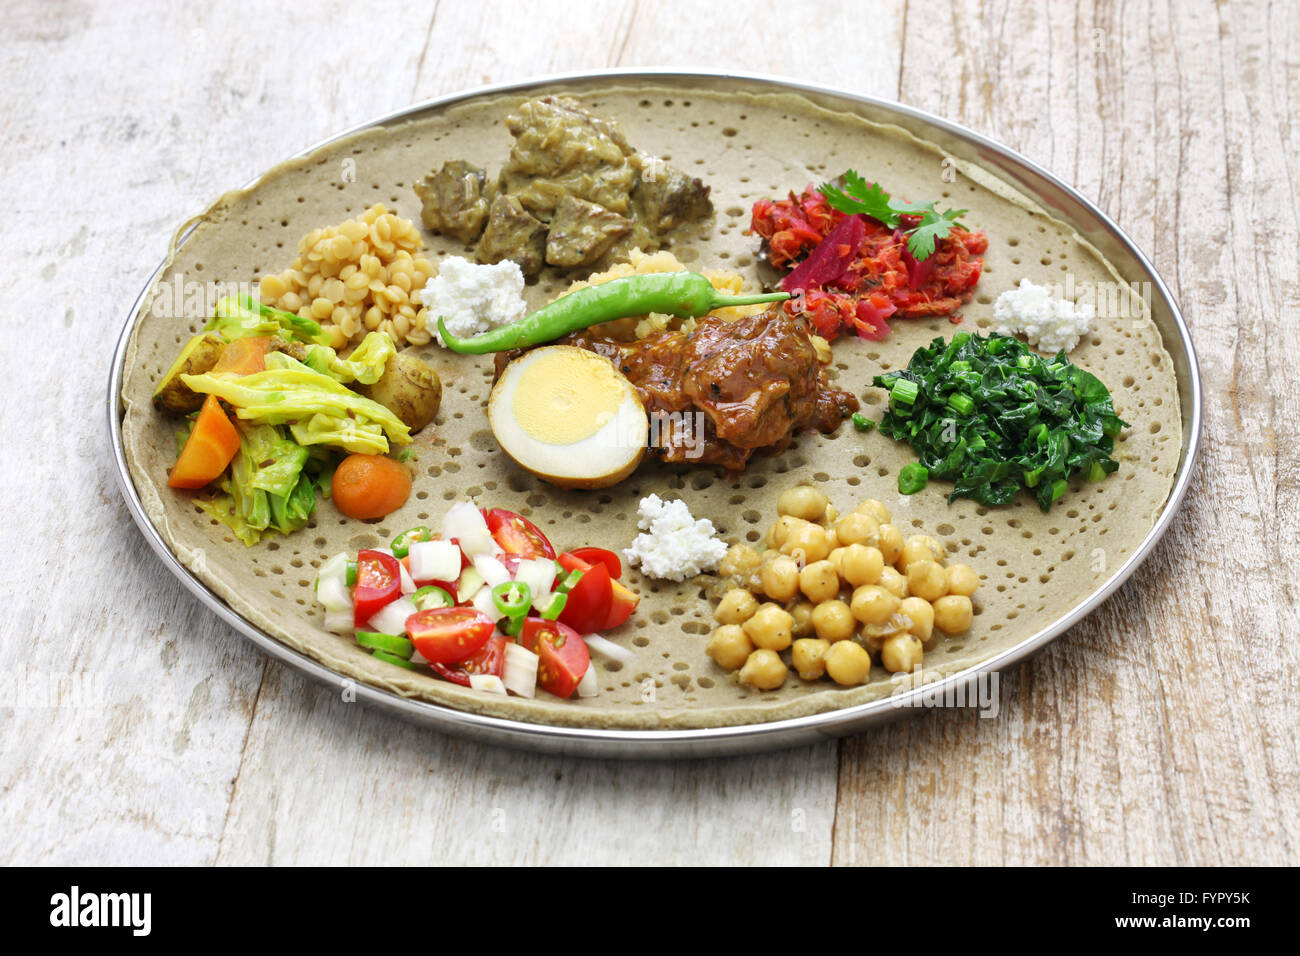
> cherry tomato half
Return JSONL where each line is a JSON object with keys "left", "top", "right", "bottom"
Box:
{"left": 561, "top": 547, "right": 622, "bottom": 580}
{"left": 405, "top": 607, "right": 495, "bottom": 664}
{"left": 431, "top": 635, "right": 509, "bottom": 686}
{"left": 485, "top": 509, "right": 556, "bottom": 560}
{"left": 353, "top": 549, "right": 402, "bottom": 628}
{"left": 557, "top": 561, "right": 612, "bottom": 635}
{"left": 603, "top": 579, "right": 640, "bottom": 631}
{"left": 520, "top": 619, "right": 590, "bottom": 699}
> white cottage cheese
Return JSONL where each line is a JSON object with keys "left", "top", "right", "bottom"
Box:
{"left": 623, "top": 494, "right": 727, "bottom": 582}
{"left": 992, "top": 278, "right": 1096, "bottom": 354}
{"left": 415, "top": 256, "right": 527, "bottom": 346}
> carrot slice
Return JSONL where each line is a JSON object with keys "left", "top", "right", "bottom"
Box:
{"left": 212, "top": 335, "right": 280, "bottom": 376}
{"left": 168, "top": 395, "right": 241, "bottom": 489}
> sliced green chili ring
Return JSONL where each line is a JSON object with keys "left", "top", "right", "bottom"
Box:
{"left": 851, "top": 412, "right": 875, "bottom": 432}
{"left": 555, "top": 569, "right": 584, "bottom": 594}
{"left": 371, "top": 649, "right": 417, "bottom": 670}
{"left": 898, "top": 462, "right": 929, "bottom": 495}
{"left": 492, "top": 581, "right": 532, "bottom": 620}
{"left": 501, "top": 614, "right": 526, "bottom": 637}
{"left": 391, "top": 525, "right": 432, "bottom": 559}
{"left": 345, "top": 560, "right": 357, "bottom": 588}
{"left": 411, "top": 585, "right": 453, "bottom": 611}
{"left": 356, "top": 631, "right": 415, "bottom": 658}
{"left": 538, "top": 592, "right": 568, "bottom": 621}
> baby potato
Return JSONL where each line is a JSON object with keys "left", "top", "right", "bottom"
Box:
{"left": 945, "top": 563, "right": 980, "bottom": 597}
{"left": 840, "top": 544, "right": 884, "bottom": 588}
{"left": 780, "top": 522, "right": 831, "bottom": 563}
{"left": 777, "top": 486, "right": 829, "bottom": 522}
{"left": 714, "top": 588, "right": 759, "bottom": 625}
{"left": 357, "top": 352, "right": 442, "bottom": 433}
{"left": 760, "top": 554, "right": 801, "bottom": 602}
{"left": 906, "top": 559, "right": 948, "bottom": 602}
{"left": 799, "top": 560, "right": 840, "bottom": 603}
{"left": 855, "top": 499, "right": 891, "bottom": 525}
{"left": 851, "top": 584, "right": 900, "bottom": 626}
{"left": 707, "top": 625, "right": 754, "bottom": 670}
{"left": 899, "top": 597, "right": 935, "bottom": 642}
{"left": 834, "top": 511, "right": 880, "bottom": 548}
{"left": 791, "top": 638, "right": 831, "bottom": 681}
{"left": 933, "top": 594, "right": 974, "bottom": 635}
{"left": 738, "top": 649, "right": 788, "bottom": 690}
{"left": 743, "top": 603, "right": 794, "bottom": 651}
{"left": 878, "top": 566, "right": 909, "bottom": 599}
{"left": 877, "top": 523, "right": 904, "bottom": 565}
{"left": 720, "top": 543, "right": 762, "bottom": 579}
{"left": 811, "top": 600, "right": 856, "bottom": 642}
{"left": 900, "top": 534, "right": 946, "bottom": 568}
{"left": 824, "top": 641, "right": 872, "bottom": 686}
{"left": 881, "top": 634, "right": 924, "bottom": 674}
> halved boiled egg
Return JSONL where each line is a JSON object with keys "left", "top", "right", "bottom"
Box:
{"left": 489, "top": 345, "right": 647, "bottom": 488}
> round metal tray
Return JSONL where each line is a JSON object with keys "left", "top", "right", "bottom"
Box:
{"left": 107, "top": 70, "right": 1202, "bottom": 759}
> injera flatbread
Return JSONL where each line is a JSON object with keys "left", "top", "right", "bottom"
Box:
{"left": 119, "top": 86, "right": 1183, "bottom": 728}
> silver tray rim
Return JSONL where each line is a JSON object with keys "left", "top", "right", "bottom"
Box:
{"left": 107, "top": 68, "right": 1203, "bottom": 759}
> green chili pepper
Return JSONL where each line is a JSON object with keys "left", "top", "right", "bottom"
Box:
{"left": 898, "top": 462, "right": 929, "bottom": 495}
{"left": 391, "top": 525, "right": 432, "bottom": 559}
{"left": 371, "top": 649, "right": 417, "bottom": 669}
{"left": 492, "top": 580, "right": 533, "bottom": 620}
{"left": 538, "top": 592, "right": 568, "bottom": 621}
{"left": 411, "top": 585, "right": 453, "bottom": 611}
{"left": 356, "top": 631, "right": 415, "bottom": 659}
{"left": 345, "top": 560, "right": 357, "bottom": 588}
{"left": 437, "top": 273, "right": 791, "bottom": 354}
{"left": 555, "top": 569, "right": 584, "bottom": 594}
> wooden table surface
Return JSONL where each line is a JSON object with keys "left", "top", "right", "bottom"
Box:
{"left": 2, "top": 0, "right": 1295, "bottom": 866}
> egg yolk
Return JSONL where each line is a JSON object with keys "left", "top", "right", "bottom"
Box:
{"left": 512, "top": 348, "right": 629, "bottom": 445}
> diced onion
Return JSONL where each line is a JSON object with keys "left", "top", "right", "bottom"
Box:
{"left": 399, "top": 562, "right": 416, "bottom": 595}
{"left": 367, "top": 595, "right": 418, "bottom": 636}
{"left": 469, "top": 674, "right": 508, "bottom": 696}
{"left": 317, "top": 552, "right": 350, "bottom": 584}
{"left": 474, "top": 554, "right": 510, "bottom": 588}
{"left": 408, "top": 540, "right": 462, "bottom": 582}
{"left": 316, "top": 576, "right": 353, "bottom": 614}
{"left": 576, "top": 663, "right": 599, "bottom": 698}
{"left": 582, "top": 633, "right": 636, "bottom": 666}
{"left": 442, "top": 502, "right": 495, "bottom": 557}
{"left": 514, "top": 558, "right": 557, "bottom": 611}
{"left": 502, "top": 643, "right": 538, "bottom": 698}
{"left": 456, "top": 566, "right": 485, "bottom": 600}
{"left": 469, "top": 585, "right": 499, "bottom": 620}
{"left": 323, "top": 610, "right": 354, "bottom": 634}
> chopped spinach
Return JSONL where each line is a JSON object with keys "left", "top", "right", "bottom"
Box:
{"left": 872, "top": 332, "right": 1129, "bottom": 512}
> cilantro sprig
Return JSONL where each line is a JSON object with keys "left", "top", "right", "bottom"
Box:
{"left": 818, "top": 170, "right": 969, "bottom": 261}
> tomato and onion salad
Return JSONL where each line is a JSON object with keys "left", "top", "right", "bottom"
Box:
{"left": 313, "top": 504, "right": 639, "bottom": 700}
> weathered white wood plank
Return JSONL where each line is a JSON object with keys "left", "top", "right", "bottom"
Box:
{"left": 833, "top": 0, "right": 1300, "bottom": 866}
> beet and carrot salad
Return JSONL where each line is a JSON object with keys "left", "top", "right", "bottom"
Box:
{"left": 750, "top": 179, "right": 988, "bottom": 341}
